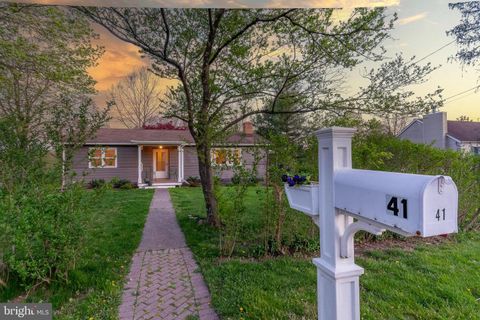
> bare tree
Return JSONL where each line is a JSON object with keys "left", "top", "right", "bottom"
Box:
{"left": 382, "top": 115, "right": 411, "bottom": 135}
{"left": 456, "top": 115, "right": 473, "bottom": 122}
{"left": 109, "top": 67, "right": 163, "bottom": 128}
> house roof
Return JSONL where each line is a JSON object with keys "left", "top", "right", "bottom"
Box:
{"left": 86, "top": 128, "right": 194, "bottom": 145}
{"left": 447, "top": 121, "right": 480, "bottom": 142}
{"left": 397, "top": 119, "right": 423, "bottom": 137}
{"left": 85, "top": 128, "right": 266, "bottom": 146}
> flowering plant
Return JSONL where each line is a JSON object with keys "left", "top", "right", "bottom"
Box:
{"left": 282, "top": 173, "right": 311, "bottom": 187}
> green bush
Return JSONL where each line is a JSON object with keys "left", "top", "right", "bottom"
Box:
{"left": 0, "top": 184, "right": 92, "bottom": 288}
{"left": 110, "top": 177, "right": 131, "bottom": 189}
{"left": 231, "top": 164, "right": 258, "bottom": 186}
{"left": 109, "top": 176, "right": 121, "bottom": 188}
{"left": 119, "top": 182, "right": 135, "bottom": 190}
{"left": 88, "top": 179, "right": 106, "bottom": 189}
{"left": 186, "top": 176, "right": 201, "bottom": 187}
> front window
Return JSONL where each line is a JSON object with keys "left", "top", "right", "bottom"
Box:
{"left": 89, "top": 147, "right": 117, "bottom": 168}
{"left": 211, "top": 148, "right": 241, "bottom": 166}
{"left": 473, "top": 146, "right": 480, "bottom": 155}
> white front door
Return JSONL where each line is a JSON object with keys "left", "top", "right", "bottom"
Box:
{"left": 153, "top": 148, "right": 169, "bottom": 179}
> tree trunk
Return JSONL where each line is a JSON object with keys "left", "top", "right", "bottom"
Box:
{"left": 197, "top": 143, "right": 220, "bottom": 227}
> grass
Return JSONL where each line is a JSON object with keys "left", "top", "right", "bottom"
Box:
{"left": 1, "top": 188, "right": 154, "bottom": 319}
{"left": 170, "top": 186, "right": 480, "bottom": 320}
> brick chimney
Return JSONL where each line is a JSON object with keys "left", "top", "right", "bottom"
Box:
{"left": 242, "top": 121, "right": 254, "bottom": 135}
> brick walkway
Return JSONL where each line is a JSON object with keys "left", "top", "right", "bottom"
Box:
{"left": 119, "top": 189, "right": 218, "bottom": 320}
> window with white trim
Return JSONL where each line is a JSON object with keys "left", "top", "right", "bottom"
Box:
{"left": 473, "top": 146, "right": 480, "bottom": 155}
{"left": 89, "top": 147, "right": 117, "bottom": 168}
{"left": 211, "top": 148, "right": 241, "bottom": 166}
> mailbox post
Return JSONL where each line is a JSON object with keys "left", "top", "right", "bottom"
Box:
{"left": 314, "top": 127, "right": 366, "bottom": 320}
{"left": 288, "top": 127, "right": 460, "bottom": 320}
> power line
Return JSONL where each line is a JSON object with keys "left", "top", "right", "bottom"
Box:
{"left": 444, "top": 91, "right": 477, "bottom": 105}
{"left": 410, "top": 39, "right": 456, "bottom": 65}
{"left": 444, "top": 84, "right": 480, "bottom": 101}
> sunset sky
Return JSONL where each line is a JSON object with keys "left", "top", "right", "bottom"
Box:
{"left": 11, "top": 0, "right": 480, "bottom": 122}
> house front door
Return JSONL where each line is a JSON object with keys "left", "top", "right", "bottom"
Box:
{"left": 153, "top": 148, "right": 169, "bottom": 179}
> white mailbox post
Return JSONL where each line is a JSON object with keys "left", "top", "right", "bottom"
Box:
{"left": 285, "top": 127, "right": 458, "bottom": 320}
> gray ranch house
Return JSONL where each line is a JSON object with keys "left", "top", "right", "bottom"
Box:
{"left": 398, "top": 111, "right": 480, "bottom": 154}
{"left": 72, "top": 122, "right": 267, "bottom": 187}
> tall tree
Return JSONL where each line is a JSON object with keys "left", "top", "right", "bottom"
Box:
{"left": 109, "top": 67, "right": 164, "bottom": 128}
{"left": 254, "top": 86, "right": 309, "bottom": 142}
{"left": 448, "top": 2, "right": 480, "bottom": 72}
{"left": 79, "top": 8, "right": 442, "bottom": 226}
{"left": 0, "top": 3, "right": 109, "bottom": 187}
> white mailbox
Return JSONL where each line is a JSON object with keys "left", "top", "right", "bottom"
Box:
{"left": 334, "top": 169, "right": 458, "bottom": 237}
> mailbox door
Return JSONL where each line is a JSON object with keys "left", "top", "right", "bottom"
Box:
{"left": 421, "top": 177, "right": 458, "bottom": 237}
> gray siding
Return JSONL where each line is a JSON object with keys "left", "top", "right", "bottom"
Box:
{"left": 184, "top": 146, "right": 200, "bottom": 178}
{"left": 183, "top": 146, "right": 266, "bottom": 182}
{"left": 399, "top": 121, "right": 424, "bottom": 144}
{"left": 212, "top": 147, "right": 267, "bottom": 181}
{"left": 72, "top": 145, "right": 138, "bottom": 183}
{"left": 72, "top": 144, "right": 267, "bottom": 184}
{"left": 446, "top": 136, "right": 461, "bottom": 151}
{"left": 423, "top": 112, "right": 447, "bottom": 149}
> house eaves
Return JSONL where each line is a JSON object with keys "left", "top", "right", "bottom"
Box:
{"left": 397, "top": 119, "right": 423, "bottom": 137}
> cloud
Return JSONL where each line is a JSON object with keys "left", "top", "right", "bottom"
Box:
{"left": 10, "top": 0, "right": 400, "bottom": 8}
{"left": 8, "top": 0, "right": 213, "bottom": 7}
{"left": 266, "top": 0, "right": 399, "bottom": 8}
{"left": 397, "top": 12, "right": 427, "bottom": 25}
{"left": 88, "top": 25, "right": 147, "bottom": 92}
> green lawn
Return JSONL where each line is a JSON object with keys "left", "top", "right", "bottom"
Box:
{"left": 1, "top": 189, "right": 154, "bottom": 319}
{"left": 170, "top": 187, "right": 480, "bottom": 320}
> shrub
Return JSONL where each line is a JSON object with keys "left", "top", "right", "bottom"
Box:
{"left": 88, "top": 179, "right": 106, "bottom": 189}
{"left": 0, "top": 184, "right": 92, "bottom": 288}
{"left": 186, "top": 176, "right": 201, "bottom": 187}
{"left": 119, "top": 182, "right": 135, "bottom": 190}
{"left": 109, "top": 176, "right": 121, "bottom": 188}
{"left": 216, "top": 183, "right": 249, "bottom": 257}
{"left": 110, "top": 178, "right": 131, "bottom": 189}
{"left": 231, "top": 171, "right": 257, "bottom": 186}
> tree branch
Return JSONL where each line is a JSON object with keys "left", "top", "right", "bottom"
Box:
{"left": 208, "top": 9, "right": 296, "bottom": 64}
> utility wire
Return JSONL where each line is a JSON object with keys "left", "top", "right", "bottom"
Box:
{"left": 443, "top": 90, "right": 477, "bottom": 105}
{"left": 410, "top": 39, "right": 456, "bottom": 65}
{"left": 410, "top": 39, "right": 480, "bottom": 105}
{"left": 444, "top": 85, "right": 480, "bottom": 101}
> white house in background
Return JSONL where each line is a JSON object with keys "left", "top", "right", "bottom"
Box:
{"left": 398, "top": 111, "right": 480, "bottom": 154}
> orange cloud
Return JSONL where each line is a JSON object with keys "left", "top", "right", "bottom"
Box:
{"left": 88, "top": 25, "right": 147, "bottom": 92}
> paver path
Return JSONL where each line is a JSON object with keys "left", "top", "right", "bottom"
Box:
{"left": 119, "top": 189, "right": 218, "bottom": 320}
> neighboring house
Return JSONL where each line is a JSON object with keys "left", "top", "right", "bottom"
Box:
{"left": 72, "top": 122, "right": 267, "bottom": 187}
{"left": 398, "top": 112, "right": 480, "bottom": 154}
